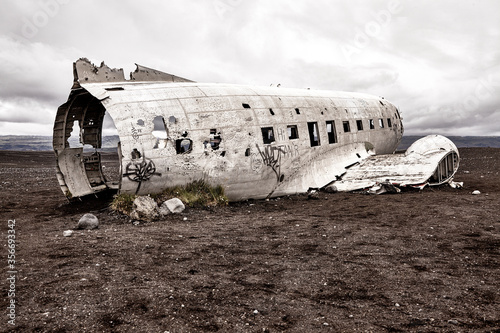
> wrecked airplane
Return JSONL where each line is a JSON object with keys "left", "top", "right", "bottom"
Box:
{"left": 53, "top": 58, "right": 459, "bottom": 201}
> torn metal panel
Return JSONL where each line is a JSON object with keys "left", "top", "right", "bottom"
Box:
{"left": 130, "top": 64, "right": 195, "bottom": 82}
{"left": 330, "top": 135, "right": 460, "bottom": 192}
{"left": 53, "top": 59, "right": 460, "bottom": 202}
{"left": 73, "top": 58, "right": 125, "bottom": 84}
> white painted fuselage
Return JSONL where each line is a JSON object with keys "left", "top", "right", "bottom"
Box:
{"left": 53, "top": 60, "right": 404, "bottom": 200}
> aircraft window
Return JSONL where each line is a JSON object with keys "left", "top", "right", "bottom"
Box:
{"left": 307, "top": 122, "right": 320, "bottom": 147}
{"left": 175, "top": 138, "right": 192, "bottom": 154}
{"left": 326, "top": 120, "right": 337, "bottom": 144}
{"left": 295, "top": 108, "right": 300, "bottom": 115}
{"left": 369, "top": 119, "right": 375, "bottom": 129}
{"left": 387, "top": 118, "right": 392, "bottom": 128}
{"left": 242, "top": 103, "right": 251, "bottom": 109}
{"left": 356, "top": 120, "right": 364, "bottom": 131}
{"left": 209, "top": 128, "right": 222, "bottom": 150}
{"left": 261, "top": 127, "right": 275, "bottom": 144}
{"left": 269, "top": 108, "right": 275, "bottom": 116}
{"left": 153, "top": 116, "right": 168, "bottom": 149}
{"left": 379, "top": 119, "right": 385, "bottom": 128}
{"left": 343, "top": 121, "right": 351, "bottom": 133}
{"left": 287, "top": 125, "right": 299, "bottom": 140}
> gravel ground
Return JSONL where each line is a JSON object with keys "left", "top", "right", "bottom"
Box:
{"left": 0, "top": 148, "right": 499, "bottom": 332}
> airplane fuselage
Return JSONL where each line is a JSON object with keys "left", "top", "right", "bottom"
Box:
{"left": 53, "top": 60, "right": 404, "bottom": 201}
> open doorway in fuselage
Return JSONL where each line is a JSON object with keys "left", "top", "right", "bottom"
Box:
{"left": 94, "top": 111, "right": 121, "bottom": 191}
{"left": 66, "top": 110, "right": 121, "bottom": 193}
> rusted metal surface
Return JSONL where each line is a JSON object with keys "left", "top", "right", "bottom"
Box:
{"left": 53, "top": 59, "right": 458, "bottom": 201}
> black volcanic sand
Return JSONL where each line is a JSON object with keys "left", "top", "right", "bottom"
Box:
{"left": 0, "top": 148, "right": 499, "bottom": 332}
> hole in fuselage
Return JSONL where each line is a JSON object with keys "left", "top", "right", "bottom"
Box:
{"left": 99, "top": 111, "right": 121, "bottom": 189}
{"left": 68, "top": 120, "right": 83, "bottom": 148}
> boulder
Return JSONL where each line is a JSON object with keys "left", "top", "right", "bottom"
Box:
{"left": 132, "top": 196, "right": 159, "bottom": 221}
{"left": 78, "top": 213, "right": 99, "bottom": 230}
{"left": 159, "top": 202, "right": 172, "bottom": 216}
{"left": 163, "top": 198, "right": 185, "bottom": 214}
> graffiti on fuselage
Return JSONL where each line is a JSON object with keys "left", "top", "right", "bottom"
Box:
{"left": 254, "top": 143, "right": 299, "bottom": 183}
{"left": 123, "top": 151, "right": 162, "bottom": 194}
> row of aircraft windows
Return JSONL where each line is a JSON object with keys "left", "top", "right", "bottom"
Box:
{"left": 261, "top": 118, "right": 393, "bottom": 147}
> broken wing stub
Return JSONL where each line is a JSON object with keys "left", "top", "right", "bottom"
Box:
{"left": 329, "top": 135, "right": 460, "bottom": 193}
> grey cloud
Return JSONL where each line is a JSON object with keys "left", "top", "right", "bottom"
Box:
{"left": 1, "top": 0, "right": 499, "bottom": 136}
{"left": 0, "top": 97, "right": 55, "bottom": 125}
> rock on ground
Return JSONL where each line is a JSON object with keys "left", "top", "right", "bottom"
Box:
{"left": 159, "top": 202, "right": 171, "bottom": 216}
{"left": 163, "top": 198, "right": 185, "bottom": 214}
{"left": 132, "top": 196, "right": 159, "bottom": 221}
{"left": 77, "top": 213, "right": 99, "bottom": 229}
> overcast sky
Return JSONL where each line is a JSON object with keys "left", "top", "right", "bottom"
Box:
{"left": 1, "top": 0, "right": 499, "bottom": 137}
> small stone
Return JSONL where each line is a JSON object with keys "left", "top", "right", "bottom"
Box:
{"left": 63, "top": 230, "right": 73, "bottom": 237}
{"left": 130, "top": 210, "right": 140, "bottom": 220}
{"left": 253, "top": 309, "right": 259, "bottom": 314}
{"left": 448, "top": 319, "right": 459, "bottom": 325}
{"left": 164, "top": 198, "right": 185, "bottom": 214}
{"left": 77, "top": 213, "right": 99, "bottom": 229}
{"left": 472, "top": 190, "right": 481, "bottom": 195}
{"left": 308, "top": 190, "right": 320, "bottom": 200}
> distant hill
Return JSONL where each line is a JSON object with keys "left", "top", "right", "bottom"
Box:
{"left": 397, "top": 136, "right": 500, "bottom": 150}
{"left": 0, "top": 135, "right": 120, "bottom": 151}
{"left": 0, "top": 135, "right": 499, "bottom": 151}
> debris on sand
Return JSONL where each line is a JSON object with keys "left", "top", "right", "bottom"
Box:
{"left": 63, "top": 230, "right": 73, "bottom": 237}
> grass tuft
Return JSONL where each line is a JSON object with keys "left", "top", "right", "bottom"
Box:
{"left": 151, "top": 180, "right": 228, "bottom": 208}
{"left": 110, "top": 180, "right": 228, "bottom": 214}
{"left": 110, "top": 193, "right": 137, "bottom": 215}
